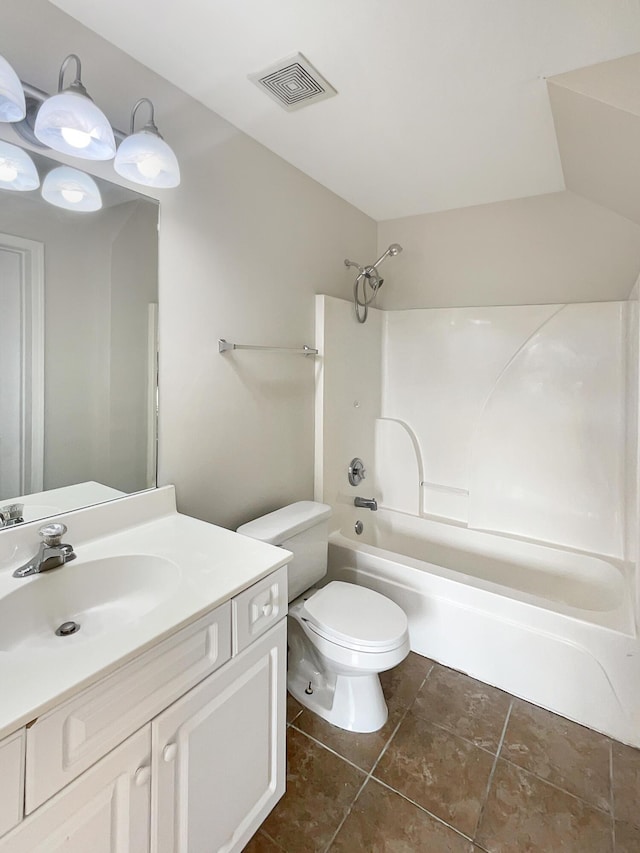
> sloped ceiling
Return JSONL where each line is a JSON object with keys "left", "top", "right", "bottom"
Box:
{"left": 49, "top": 0, "right": 640, "bottom": 221}
{"left": 549, "top": 54, "right": 640, "bottom": 225}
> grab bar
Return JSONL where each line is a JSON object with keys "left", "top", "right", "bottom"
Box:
{"left": 218, "top": 339, "right": 318, "bottom": 356}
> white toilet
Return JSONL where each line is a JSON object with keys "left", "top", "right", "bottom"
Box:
{"left": 237, "top": 501, "right": 410, "bottom": 733}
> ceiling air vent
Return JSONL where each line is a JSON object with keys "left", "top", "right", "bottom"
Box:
{"left": 249, "top": 52, "right": 337, "bottom": 112}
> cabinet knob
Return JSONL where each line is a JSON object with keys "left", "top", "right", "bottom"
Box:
{"left": 163, "top": 743, "right": 178, "bottom": 763}
{"left": 134, "top": 766, "right": 151, "bottom": 786}
{"left": 261, "top": 603, "right": 273, "bottom": 618}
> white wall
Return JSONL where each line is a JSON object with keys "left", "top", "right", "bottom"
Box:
{"left": 376, "top": 190, "right": 640, "bottom": 309}
{"left": 159, "top": 127, "right": 374, "bottom": 529}
{"left": 1, "top": 0, "right": 376, "bottom": 529}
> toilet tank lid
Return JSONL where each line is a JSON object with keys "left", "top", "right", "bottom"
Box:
{"left": 237, "top": 501, "right": 332, "bottom": 545}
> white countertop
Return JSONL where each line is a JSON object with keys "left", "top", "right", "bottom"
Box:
{"left": 0, "top": 486, "right": 290, "bottom": 739}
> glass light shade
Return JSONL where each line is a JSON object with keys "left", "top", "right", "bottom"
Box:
{"left": 34, "top": 91, "right": 116, "bottom": 160}
{"left": 114, "top": 130, "right": 180, "bottom": 188}
{"left": 0, "top": 140, "right": 39, "bottom": 191}
{"left": 0, "top": 55, "right": 26, "bottom": 122}
{"left": 41, "top": 166, "right": 102, "bottom": 212}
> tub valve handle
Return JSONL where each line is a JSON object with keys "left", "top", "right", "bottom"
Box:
{"left": 348, "top": 458, "right": 366, "bottom": 486}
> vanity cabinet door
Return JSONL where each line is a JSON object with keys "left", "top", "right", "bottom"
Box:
{"left": 0, "top": 729, "right": 25, "bottom": 837}
{"left": 0, "top": 726, "right": 151, "bottom": 853}
{"left": 152, "top": 619, "right": 286, "bottom": 853}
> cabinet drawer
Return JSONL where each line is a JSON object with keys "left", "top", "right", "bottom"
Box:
{"left": 232, "top": 565, "right": 288, "bottom": 654}
{"left": 0, "top": 729, "right": 25, "bottom": 838}
{"left": 26, "top": 602, "right": 231, "bottom": 813}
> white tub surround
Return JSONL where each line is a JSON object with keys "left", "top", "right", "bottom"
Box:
{"left": 316, "top": 296, "right": 634, "bottom": 556}
{"left": 0, "top": 487, "right": 289, "bottom": 850}
{"left": 381, "top": 301, "right": 629, "bottom": 556}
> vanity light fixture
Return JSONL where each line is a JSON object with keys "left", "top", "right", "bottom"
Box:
{"left": 0, "top": 140, "right": 39, "bottom": 191}
{"left": 0, "top": 54, "right": 26, "bottom": 122}
{"left": 114, "top": 98, "right": 180, "bottom": 188}
{"left": 34, "top": 54, "right": 116, "bottom": 161}
{"left": 0, "top": 56, "right": 181, "bottom": 189}
{"left": 41, "top": 165, "right": 102, "bottom": 212}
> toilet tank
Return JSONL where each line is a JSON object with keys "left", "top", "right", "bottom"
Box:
{"left": 237, "top": 501, "right": 332, "bottom": 602}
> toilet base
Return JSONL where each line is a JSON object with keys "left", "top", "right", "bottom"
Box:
{"left": 288, "top": 666, "right": 388, "bottom": 733}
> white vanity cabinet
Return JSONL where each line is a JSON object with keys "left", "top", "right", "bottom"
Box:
{"left": 0, "top": 565, "right": 288, "bottom": 853}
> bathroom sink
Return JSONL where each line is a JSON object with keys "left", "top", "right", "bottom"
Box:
{"left": 0, "top": 555, "right": 181, "bottom": 653}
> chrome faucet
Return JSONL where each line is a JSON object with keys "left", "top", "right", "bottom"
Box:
{"left": 0, "top": 504, "right": 24, "bottom": 528}
{"left": 354, "top": 496, "right": 378, "bottom": 511}
{"left": 12, "top": 523, "right": 76, "bottom": 578}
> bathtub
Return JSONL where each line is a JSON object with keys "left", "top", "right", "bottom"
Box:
{"left": 327, "top": 509, "right": 640, "bottom": 746}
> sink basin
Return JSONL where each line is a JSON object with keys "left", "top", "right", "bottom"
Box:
{"left": 0, "top": 555, "right": 181, "bottom": 652}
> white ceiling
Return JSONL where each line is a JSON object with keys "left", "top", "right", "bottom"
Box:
{"left": 50, "top": 0, "right": 640, "bottom": 221}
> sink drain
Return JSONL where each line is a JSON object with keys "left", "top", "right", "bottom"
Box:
{"left": 55, "top": 621, "right": 80, "bottom": 637}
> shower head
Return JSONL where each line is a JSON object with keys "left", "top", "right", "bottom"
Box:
{"left": 346, "top": 241, "right": 402, "bottom": 324}
{"left": 372, "top": 243, "right": 403, "bottom": 269}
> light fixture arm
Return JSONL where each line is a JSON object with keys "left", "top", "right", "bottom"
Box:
{"left": 57, "top": 54, "right": 89, "bottom": 98}
{"left": 130, "top": 97, "right": 161, "bottom": 137}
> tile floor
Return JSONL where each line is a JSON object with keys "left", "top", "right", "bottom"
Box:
{"left": 245, "top": 653, "right": 640, "bottom": 852}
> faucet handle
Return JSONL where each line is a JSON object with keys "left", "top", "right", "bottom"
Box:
{"left": 348, "top": 458, "right": 367, "bottom": 487}
{"left": 38, "top": 522, "right": 67, "bottom": 546}
{"left": 0, "top": 504, "right": 24, "bottom": 526}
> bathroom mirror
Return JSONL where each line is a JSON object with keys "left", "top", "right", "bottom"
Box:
{"left": 0, "top": 143, "right": 159, "bottom": 527}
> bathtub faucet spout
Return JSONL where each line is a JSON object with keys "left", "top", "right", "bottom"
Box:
{"left": 354, "top": 496, "right": 378, "bottom": 511}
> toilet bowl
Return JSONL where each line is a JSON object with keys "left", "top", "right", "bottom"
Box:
{"left": 237, "top": 501, "right": 410, "bottom": 733}
{"left": 287, "top": 581, "right": 410, "bottom": 731}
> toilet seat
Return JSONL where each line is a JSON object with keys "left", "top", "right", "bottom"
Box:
{"left": 301, "top": 581, "right": 408, "bottom": 652}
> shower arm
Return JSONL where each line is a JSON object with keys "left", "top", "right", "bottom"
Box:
{"left": 344, "top": 258, "right": 365, "bottom": 275}
{"left": 344, "top": 258, "right": 380, "bottom": 284}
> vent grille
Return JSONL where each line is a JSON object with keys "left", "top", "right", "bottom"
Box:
{"left": 249, "top": 53, "right": 337, "bottom": 112}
